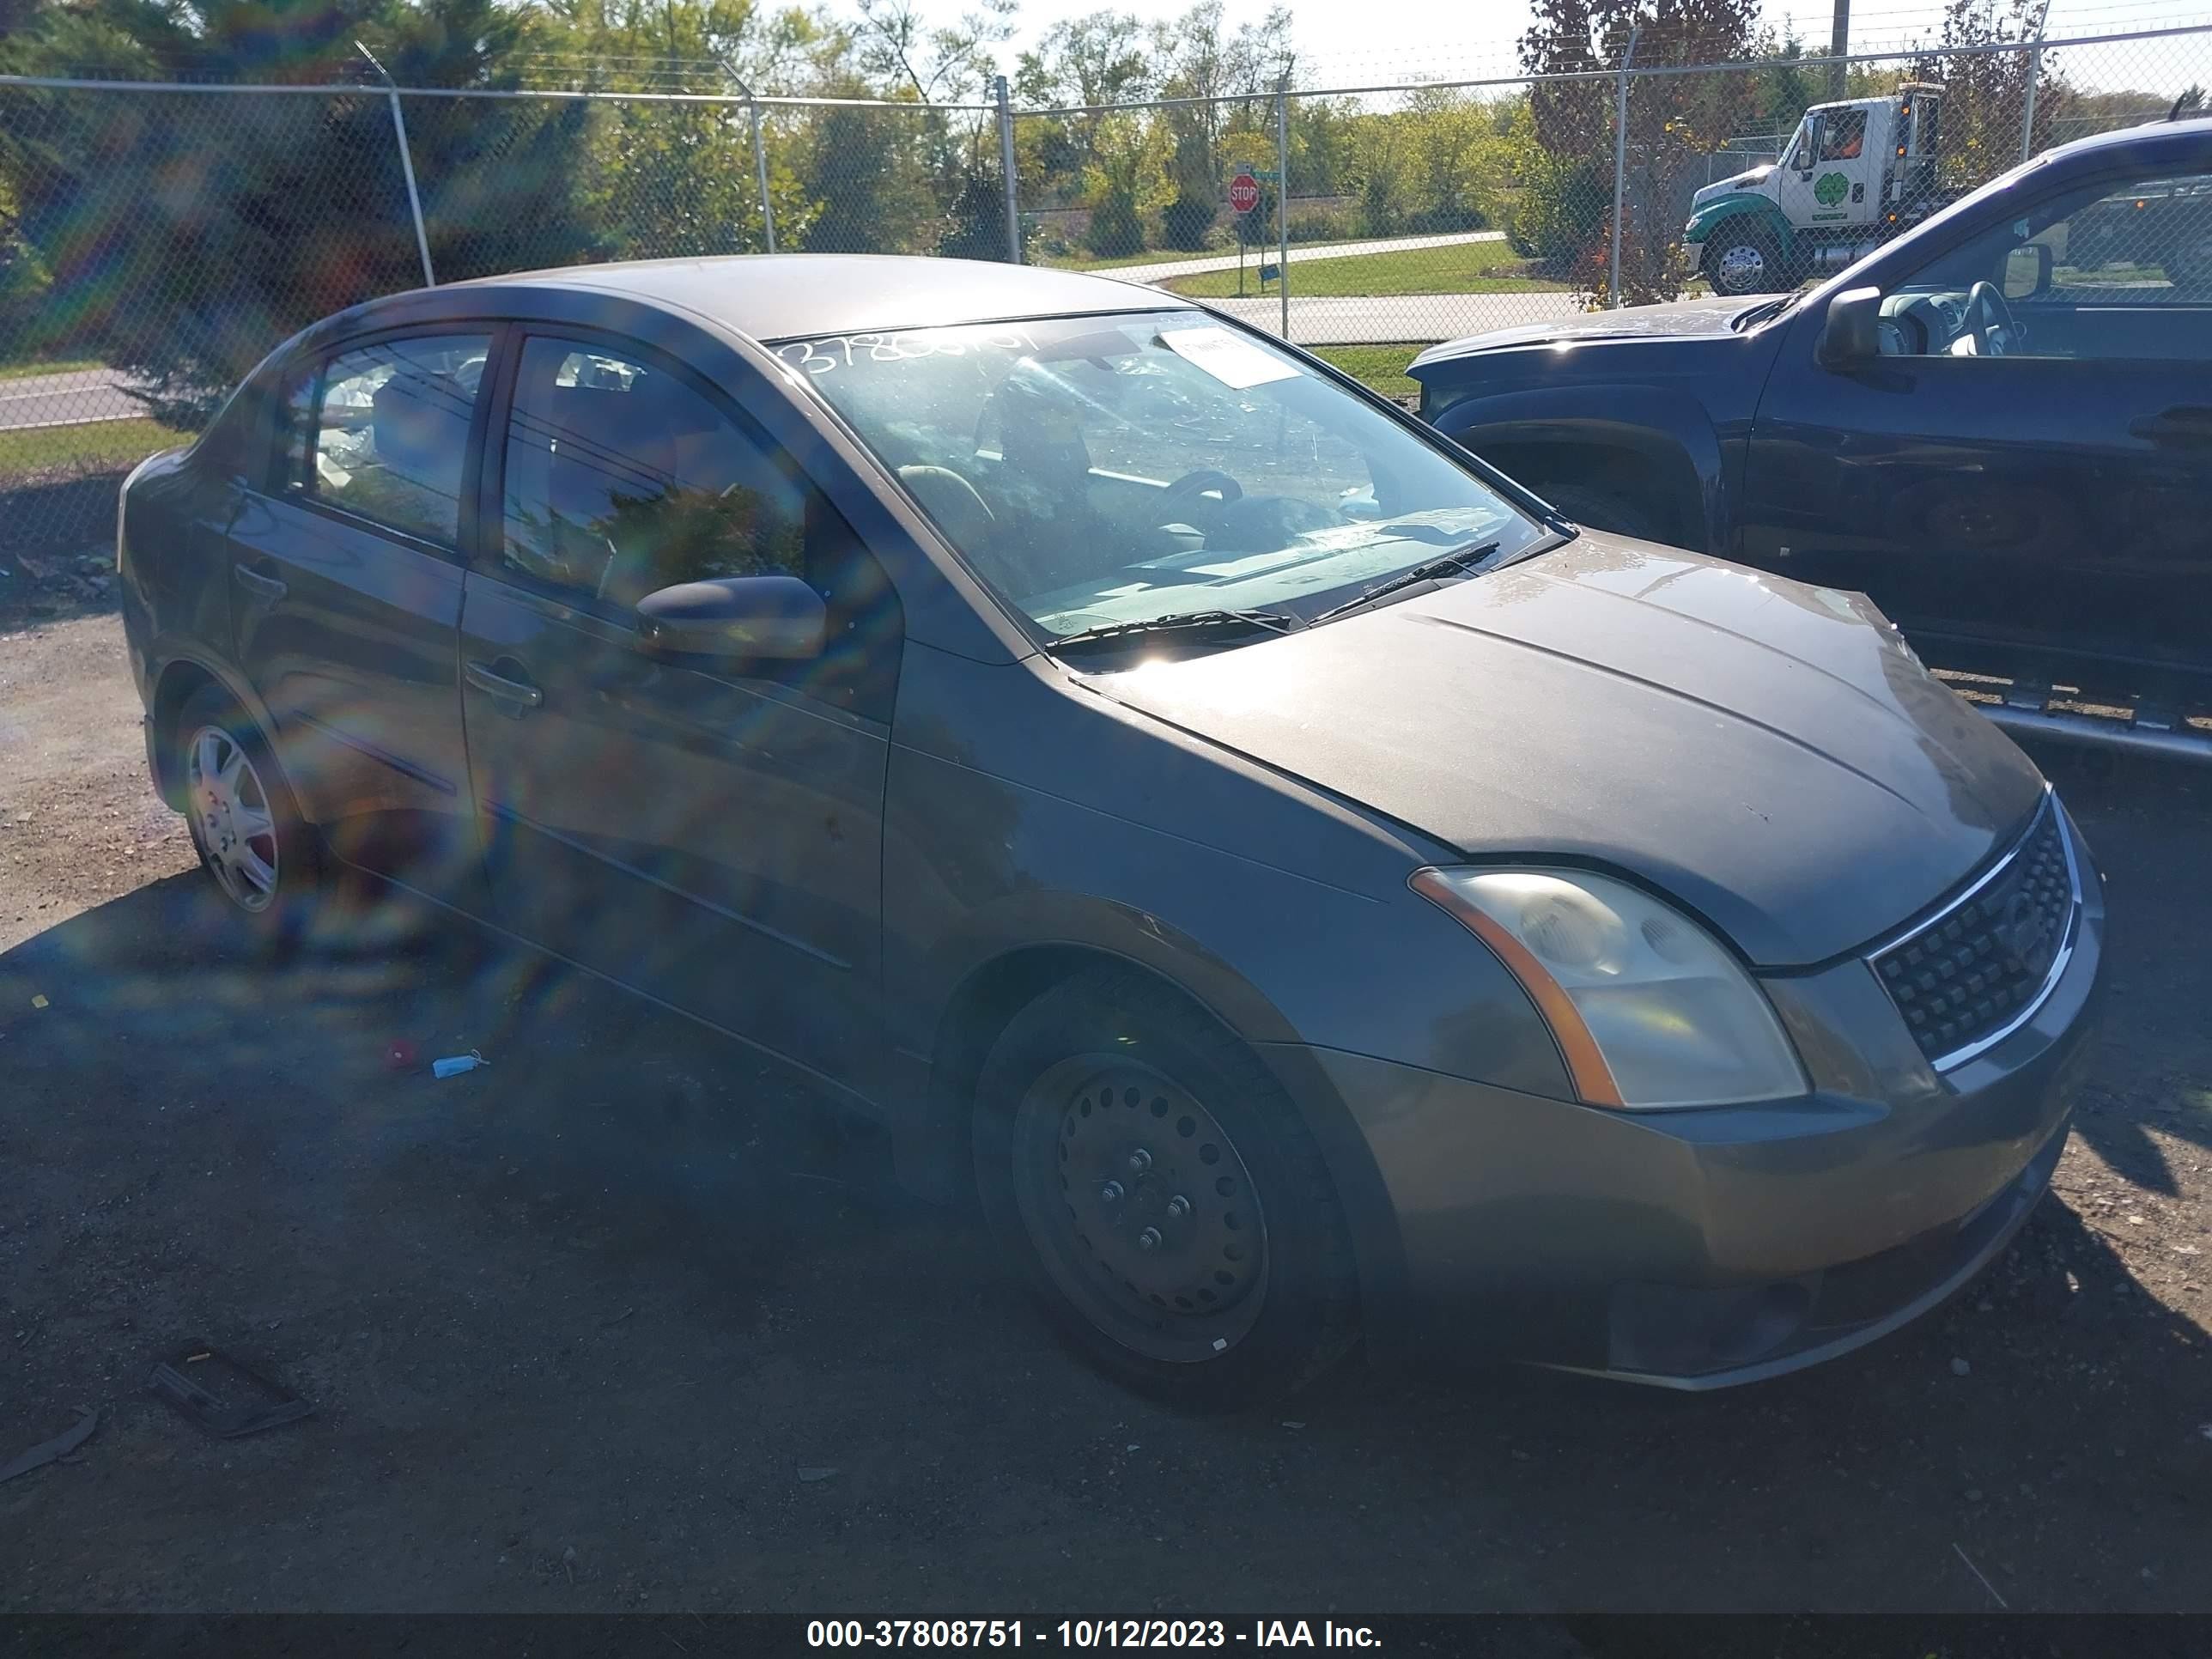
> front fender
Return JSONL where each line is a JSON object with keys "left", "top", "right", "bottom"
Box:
{"left": 1685, "top": 192, "right": 1794, "bottom": 253}
{"left": 1430, "top": 384, "right": 1728, "bottom": 555}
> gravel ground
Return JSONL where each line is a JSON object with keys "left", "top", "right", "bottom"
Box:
{"left": 1, "top": 605, "right": 2208, "bottom": 1615}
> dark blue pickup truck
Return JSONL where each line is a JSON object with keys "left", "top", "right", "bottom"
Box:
{"left": 1411, "top": 117, "right": 2212, "bottom": 761}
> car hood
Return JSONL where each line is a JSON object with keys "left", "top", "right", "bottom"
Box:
{"left": 1083, "top": 535, "right": 2046, "bottom": 968}
{"left": 1409, "top": 295, "right": 1769, "bottom": 365}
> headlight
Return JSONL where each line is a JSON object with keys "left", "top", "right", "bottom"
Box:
{"left": 1412, "top": 866, "right": 1808, "bottom": 1109}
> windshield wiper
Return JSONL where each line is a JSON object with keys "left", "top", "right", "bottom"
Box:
{"left": 1047, "top": 607, "right": 1304, "bottom": 651}
{"left": 1731, "top": 294, "right": 1797, "bottom": 331}
{"left": 1308, "top": 540, "right": 1499, "bottom": 628}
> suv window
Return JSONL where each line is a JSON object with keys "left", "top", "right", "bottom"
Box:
{"left": 1885, "top": 168, "right": 2212, "bottom": 360}
{"left": 500, "top": 337, "right": 809, "bottom": 610}
{"left": 294, "top": 335, "right": 491, "bottom": 547}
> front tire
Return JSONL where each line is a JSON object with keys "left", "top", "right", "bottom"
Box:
{"left": 174, "top": 683, "right": 319, "bottom": 949}
{"left": 974, "top": 966, "right": 1358, "bottom": 1407}
{"left": 1705, "top": 222, "right": 1784, "bottom": 295}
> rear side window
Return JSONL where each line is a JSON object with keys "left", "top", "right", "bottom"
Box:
{"left": 498, "top": 337, "right": 808, "bottom": 609}
{"left": 295, "top": 335, "right": 491, "bottom": 548}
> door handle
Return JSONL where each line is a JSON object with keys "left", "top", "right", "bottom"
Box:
{"left": 232, "top": 562, "right": 287, "bottom": 601}
{"left": 2130, "top": 406, "right": 2212, "bottom": 447}
{"left": 464, "top": 659, "right": 544, "bottom": 710}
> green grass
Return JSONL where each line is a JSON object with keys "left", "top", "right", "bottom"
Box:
{"left": 1033, "top": 247, "right": 1192, "bottom": 272}
{"left": 1310, "top": 344, "right": 1424, "bottom": 401}
{"left": 0, "top": 417, "right": 188, "bottom": 485}
{"left": 0, "top": 356, "right": 102, "bottom": 382}
{"left": 1163, "top": 241, "right": 1561, "bottom": 299}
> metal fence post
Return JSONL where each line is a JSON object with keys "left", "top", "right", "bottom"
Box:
{"left": 1275, "top": 81, "right": 1291, "bottom": 339}
{"left": 1607, "top": 25, "right": 1639, "bottom": 310}
{"left": 356, "top": 42, "right": 434, "bottom": 288}
{"left": 996, "top": 76, "right": 1022, "bottom": 264}
{"left": 748, "top": 100, "right": 777, "bottom": 253}
{"left": 2021, "top": 40, "right": 2045, "bottom": 161}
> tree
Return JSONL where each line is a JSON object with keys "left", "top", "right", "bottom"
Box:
{"left": 0, "top": 0, "right": 603, "bottom": 420}
{"left": 1912, "top": 0, "right": 2072, "bottom": 191}
{"left": 1519, "top": 0, "right": 1762, "bottom": 303}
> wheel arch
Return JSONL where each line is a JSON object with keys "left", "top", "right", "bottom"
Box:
{"left": 147, "top": 650, "right": 301, "bottom": 813}
{"left": 1689, "top": 195, "right": 1796, "bottom": 258}
{"left": 898, "top": 932, "right": 1410, "bottom": 1325}
{"left": 1438, "top": 395, "right": 1723, "bottom": 553}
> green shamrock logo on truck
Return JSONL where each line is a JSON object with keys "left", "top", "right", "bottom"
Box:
{"left": 1814, "top": 171, "right": 1850, "bottom": 208}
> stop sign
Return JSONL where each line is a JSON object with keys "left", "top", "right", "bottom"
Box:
{"left": 1228, "top": 173, "right": 1261, "bottom": 215}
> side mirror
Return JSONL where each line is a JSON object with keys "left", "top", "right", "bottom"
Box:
{"left": 635, "top": 574, "right": 826, "bottom": 661}
{"left": 2003, "top": 242, "right": 2054, "bottom": 301}
{"left": 1818, "top": 285, "right": 1882, "bottom": 370}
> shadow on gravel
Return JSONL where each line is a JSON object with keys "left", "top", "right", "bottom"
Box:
{"left": 3, "top": 848, "right": 2208, "bottom": 1612}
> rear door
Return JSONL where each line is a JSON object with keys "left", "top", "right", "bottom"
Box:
{"left": 227, "top": 326, "right": 498, "bottom": 900}
{"left": 457, "top": 328, "right": 897, "bottom": 1093}
{"left": 1737, "top": 149, "right": 2212, "bottom": 707}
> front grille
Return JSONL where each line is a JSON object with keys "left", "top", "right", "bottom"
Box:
{"left": 1871, "top": 795, "right": 2078, "bottom": 1069}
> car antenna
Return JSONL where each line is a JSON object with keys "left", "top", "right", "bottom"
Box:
{"left": 2169, "top": 86, "right": 2204, "bottom": 121}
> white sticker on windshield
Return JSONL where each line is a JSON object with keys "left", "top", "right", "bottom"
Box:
{"left": 1159, "top": 326, "right": 1299, "bottom": 390}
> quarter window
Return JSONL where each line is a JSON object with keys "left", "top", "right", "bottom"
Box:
{"left": 499, "top": 337, "right": 809, "bottom": 609}
{"left": 298, "top": 336, "right": 490, "bottom": 546}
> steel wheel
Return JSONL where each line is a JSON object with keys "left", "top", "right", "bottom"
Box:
{"left": 1009, "top": 1055, "right": 1271, "bottom": 1364}
{"left": 185, "top": 722, "right": 282, "bottom": 912}
{"left": 1712, "top": 237, "right": 1769, "bottom": 294}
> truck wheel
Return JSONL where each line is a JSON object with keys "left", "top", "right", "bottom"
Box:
{"left": 1708, "top": 224, "right": 1784, "bottom": 295}
{"left": 972, "top": 965, "right": 1359, "bottom": 1407}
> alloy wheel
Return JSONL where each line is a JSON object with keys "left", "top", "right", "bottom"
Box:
{"left": 186, "top": 723, "right": 281, "bottom": 912}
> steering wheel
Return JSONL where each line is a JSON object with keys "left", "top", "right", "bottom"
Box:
{"left": 1965, "top": 281, "right": 2023, "bottom": 357}
{"left": 1157, "top": 468, "right": 1243, "bottom": 524}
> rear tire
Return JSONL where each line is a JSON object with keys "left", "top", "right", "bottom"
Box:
{"left": 973, "top": 966, "right": 1358, "bottom": 1407}
{"left": 173, "top": 684, "right": 320, "bottom": 952}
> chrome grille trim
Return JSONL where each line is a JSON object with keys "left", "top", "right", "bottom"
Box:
{"left": 1867, "top": 788, "right": 2081, "bottom": 1073}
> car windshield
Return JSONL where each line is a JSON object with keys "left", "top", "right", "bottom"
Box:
{"left": 772, "top": 311, "right": 1546, "bottom": 643}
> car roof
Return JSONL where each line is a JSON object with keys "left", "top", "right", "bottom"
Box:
{"left": 444, "top": 254, "right": 1188, "bottom": 342}
{"left": 2046, "top": 111, "right": 2212, "bottom": 164}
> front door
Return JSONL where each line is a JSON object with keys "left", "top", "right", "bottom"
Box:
{"left": 228, "top": 328, "right": 495, "bottom": 899}
{"left": 457, "top": 331, "right": 896, "bottom": 1092}
{"left": 1773, "top": 106, "right": 1881, "bottom": 237}
{"left": 1738, "top": 151, "right": 2212, "bottom": 708}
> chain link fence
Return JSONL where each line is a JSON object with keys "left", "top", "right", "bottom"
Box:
{"left": 4, "top": 19, "right": 2210, "bottom": 571}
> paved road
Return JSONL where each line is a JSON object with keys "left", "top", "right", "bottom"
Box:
{"left": 0, "top": 367, "right": 142, "bottom": 432}
{"left": 1203, "top": 289, "right": 1586, "bottom": 346}
{"left": 1095, "top": 229, "right": 1507, "bottom": 285}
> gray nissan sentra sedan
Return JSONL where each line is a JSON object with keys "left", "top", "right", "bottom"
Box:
{"left": 116, "top": 256, "right": 2105, "bottom": 1402}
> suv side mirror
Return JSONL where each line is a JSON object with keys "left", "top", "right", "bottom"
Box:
{"left": 1818, "top": 286, "right": 1882, "bottom": 370}
{"left": 635, "top": 574, "right": 826, "bottom": 661}
{"left": 2003, "top": 242, "right": 2054, "bottom": 301}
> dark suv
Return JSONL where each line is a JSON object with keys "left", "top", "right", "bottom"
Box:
{"left": 1411, "top": 117, "right": 2212, "bottom": 761}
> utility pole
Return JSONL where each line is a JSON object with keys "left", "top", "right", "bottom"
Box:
{"left": 1828, "top": 0, "right": 1850, "bottom": 100}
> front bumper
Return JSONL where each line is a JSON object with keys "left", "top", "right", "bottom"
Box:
{"left": 1297, "top": 817, "right": 2106, "bottom": 1388}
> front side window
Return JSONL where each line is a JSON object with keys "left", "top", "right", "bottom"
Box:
{"left": 1819, "top": 109, "right": 1865, "bottom": 162}
{"left": 302, "top": 334, "right": 490, "bottom": 547}
{"left": 775, "top": 313, "right": 1545, "bottom": 643}
{"left": 1881, "top": 169, "right": 2212, "bottom": 360}
{"left": 500, "top": 337, "right": 808, "bottom": 609}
